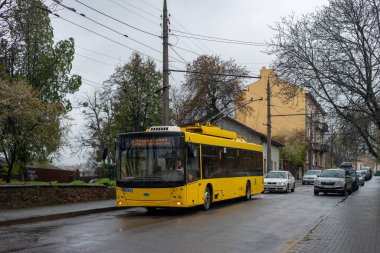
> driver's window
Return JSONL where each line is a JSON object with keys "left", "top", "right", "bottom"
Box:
{"left": 187, "top": 144, "right": 200, "bottom": 182}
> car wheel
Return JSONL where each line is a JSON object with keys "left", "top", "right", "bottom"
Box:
{"left": 244, "top": 181, "right": 251, "bottom": 201}
{"left": 341, "top": 186, "right": 347, "bottom": 196}
{"left": 291, "top": 183, "right": 295, "bottom": 192}
{"left": 203, "top": 186, "right": 212, "bottom": 210}
{"left": 302, "top": 182, "right": 305, "bottom": 185}
{"left": 314, "top": 190, "right": 319, "bottom": 195}
{"left": 285, "top": 184, "right": 289, "bottom": 193}
{"left": 323, "top": 192, "right": 327, "bottom": 195}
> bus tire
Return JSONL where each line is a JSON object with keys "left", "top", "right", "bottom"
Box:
{"left": 203, "top": 185, "right": 212, "bottom": 210}
{"left": 244, "top": 181, "right": 251, "bottom": 201}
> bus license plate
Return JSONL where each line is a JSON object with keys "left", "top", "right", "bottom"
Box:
{"left": 123, "top": 188, "right": 133, "bottom": 193}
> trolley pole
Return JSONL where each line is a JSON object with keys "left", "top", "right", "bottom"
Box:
{"left": 266, "top": 78, "right": 272, "bottom": 173}
{"left": 162, "top": 0, "right": 170, "bottom": 125}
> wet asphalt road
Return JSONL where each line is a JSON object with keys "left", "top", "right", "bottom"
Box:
{"left": 0, "top": 184, "right": 351, "bottom": 253}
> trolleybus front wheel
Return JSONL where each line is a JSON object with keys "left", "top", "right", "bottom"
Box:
{"left": 203, "top": 186, "right": 212, "bottom": 210}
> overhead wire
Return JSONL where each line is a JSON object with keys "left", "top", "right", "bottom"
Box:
{"left": 118, "top": 0, "right": 161, "bottom": 20}
{"left": 169, "top": 45, "right": 190, "bottom": 66}
{"left": 108, "top": 0, "right": 159, "bottom": 26}
{"left": 48, "top": 11, "right": 163, "bottom": 62}
{"left": 54, "top": 1, "right": 162, "bottom": 55}
{"left": 73, "top": 0, "right": 160, "bottom": 38}
{"left": 168, "top": 69, "right": 261, "bottom": 79}
{"left": 75, "top": 53, "right": 116, "bottom": 67}
{"left": 170, "top": 23, "right": 212, "bottom": 55}
{"left": 67, "top": 1, "right": 187, "bottom": 65}
{"left": 170, "top": 33, "right": 267, "bottom": 46}
{"left": 171, "top": 29, "right": 266, "bottom": 46}
{"left": 137, "top": 0, "right": 161, "bottom": 12}
{"left": 72, "top": 66, "right": 110, "bottom": 79}
{"left": 169, "top": 44, "right": 201, "bottom": 56}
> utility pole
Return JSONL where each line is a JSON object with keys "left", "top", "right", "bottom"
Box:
{"left": 308, "top": 110, "right": 313, "bottom": 171}
{"left": 266, "top": 78, "right": 272, "bottom": 173}
{"left": 330, "top": 131, "right": 334, "bottom": 168}
{"left": 162, "top": 0, "right": 169, "bottom": 125}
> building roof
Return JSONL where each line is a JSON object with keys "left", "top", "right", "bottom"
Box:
{"left": 220, "top": 117, "right": 284, "bottom": 147}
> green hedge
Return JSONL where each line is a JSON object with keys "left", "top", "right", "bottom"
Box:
{"left": 0, "top": 178, "right": 116, "bottom": 186}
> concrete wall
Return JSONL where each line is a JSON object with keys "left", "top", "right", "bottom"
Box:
{"left": 0, "top": 185, "right": 115, "bottom": 209}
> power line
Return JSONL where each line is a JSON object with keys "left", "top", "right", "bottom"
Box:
{"left": 76, "top": 45, "right": 127, "bottom": 62}
{"left": 55, "top": 1, "right": 162, "bottom": 55}
{"left": 170, "top": 33, "right": 267, "bottom": 46}
{"left": 73, "top": 0, "right": 160, "bottom": 38}
{"left": 171, "top": 29, "right": 266, "bottom": 46}
{"left": 118, "top": 0, "right": 161, "bottom": 20}
{"left": 271, "top": 112, "right": 328, "bottom": 117}
{"left": 72, "top": 66, "right": 110, "bottom": 79}
{"left": 46, "top": 10, "right": 163, "bottom": 62}
{"left": 37, "top": 3, "right": 160, "bottom": 61}
{"left": 168, "top": 69, "right": 260, "bottom": 79}
{"left": 108, "top": 0, "right": 159, "bottom": 26}
{"left": 137, "top": 0, "right": 161, "bottom": 12}
{"left": 169, "top": 45, "right": 189, "bottom": 66}
{"left": 169, "top": 44, "right": 201, "bottom": 56}
{"left": 56, "top": 1, "right": 187, "bottom": 65}
{"left": 75, "top": 53, "right": 116, "bottom": 67}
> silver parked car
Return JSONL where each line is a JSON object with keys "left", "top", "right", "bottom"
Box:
{"left": 302, "top": 169, "right": 322, "bottom": 185}
{"left": 356, "top": 170, "right": 365, "bottom": 186}
{"left": 264, "top": 171, "right": 296, "bottom": 193}
{"left": 314, "top": 169, "right": 353, "bottom": 196}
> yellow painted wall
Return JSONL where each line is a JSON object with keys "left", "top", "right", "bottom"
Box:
{"left": 236, "top": 67, "right": 306, "bottom": 136}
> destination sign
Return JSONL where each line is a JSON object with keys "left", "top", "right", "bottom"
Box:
{"left": 130, "top": 138, "right": 171, "bottom": 147}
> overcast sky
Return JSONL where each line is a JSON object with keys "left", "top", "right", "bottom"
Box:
{"left": 47, "top": 0, "right": 329, "bottom": 166}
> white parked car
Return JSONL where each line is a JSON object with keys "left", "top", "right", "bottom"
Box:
{"left": 264, "top": 171, "right": 296, "bottom": 193}
{"left": 302, "top": 170, "right": 322, "bottom": 185}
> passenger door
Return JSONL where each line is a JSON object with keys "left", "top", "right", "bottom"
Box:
{"left": 186, "top": 144, "right": 201, "bottom": 206}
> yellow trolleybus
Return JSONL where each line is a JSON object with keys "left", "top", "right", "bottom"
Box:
{"left": 115, "top": 123, "right": 263, "bottom": 210}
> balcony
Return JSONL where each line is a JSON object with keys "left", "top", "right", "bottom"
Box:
{"left": 312, "top": 143, "right": 329, "bottom": 152}
{"left": 315, "top": 122, "right": 329, "bottom": 133}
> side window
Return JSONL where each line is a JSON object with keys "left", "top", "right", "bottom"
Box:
{"left": 202, "top": 145, "right": 222, "bottom": 179}
{"left": 187, "top": 144, "right": 200, "bottom": 182}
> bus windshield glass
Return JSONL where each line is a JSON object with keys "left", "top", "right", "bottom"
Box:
{"left": 117, "top": 133, "right": 185, "bottom": 187}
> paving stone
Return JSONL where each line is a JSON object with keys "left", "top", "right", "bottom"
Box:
{"left": 290, "top": 177, "right": 380, "bottom": 253}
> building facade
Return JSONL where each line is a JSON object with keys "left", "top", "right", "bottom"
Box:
{"left": 236, "top": 67, "right": 329, "bottom": 175}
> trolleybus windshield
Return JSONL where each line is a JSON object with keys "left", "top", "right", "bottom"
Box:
{"left": 116, "top": 133, "right": 186, "bottom": 187}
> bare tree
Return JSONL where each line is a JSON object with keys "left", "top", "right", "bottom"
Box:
{"left": 268, "top": 0, "right": 380, "bottom": 159}
{"left": 77, "top": 87, "right": 115, "bottom": 164}
{"left": 175, "top": 55, "right": 250, "bottom": 125}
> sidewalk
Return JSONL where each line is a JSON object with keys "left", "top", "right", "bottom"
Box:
{"left": 288, "top": 176, "right": 380, "bottom": 253}
{"left": 0, "top": 199, "right": 118, "bottom": 227}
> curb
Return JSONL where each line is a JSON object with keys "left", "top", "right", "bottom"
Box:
{"left": 0, "top": 206, "right": 119, "bottom": 227}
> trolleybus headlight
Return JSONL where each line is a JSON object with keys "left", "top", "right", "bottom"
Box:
{"left": 176, "top": 201, "right": 182, "bottom": 206}
{"left": 117, "top": 201, "right": 122, "bottom": 206}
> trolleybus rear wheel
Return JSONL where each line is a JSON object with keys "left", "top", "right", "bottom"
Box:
{"left": 244, "top": 181, "right": 251, "bottom": 201}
